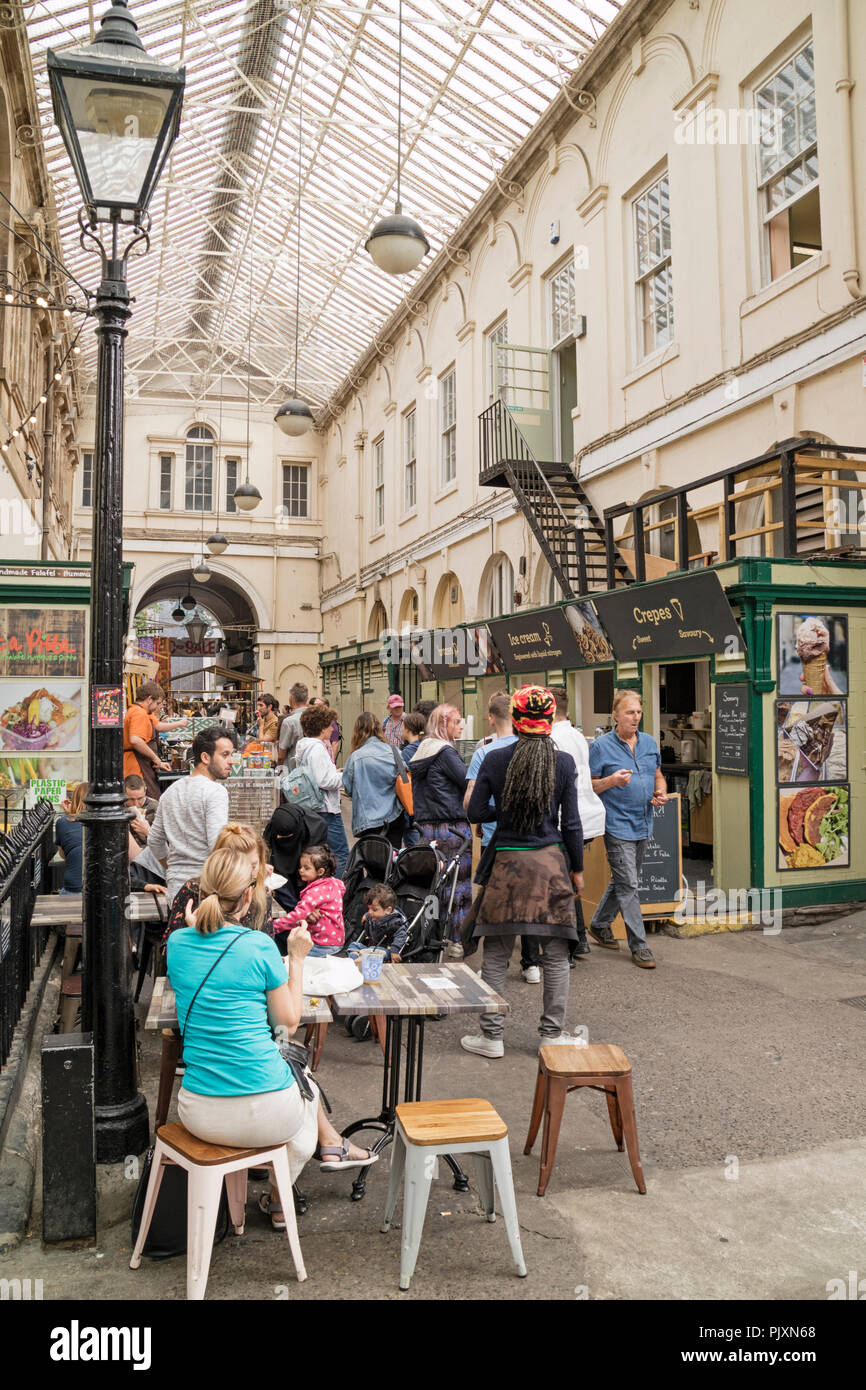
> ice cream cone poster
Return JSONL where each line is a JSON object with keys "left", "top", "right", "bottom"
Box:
{"left": 776, "top": 700, "right": 847, "bottom": 784}
{"left": 778, "top": 785, "right": 849, "bottom": 871}
{"left": 777, "top": 614, "right": 847, "bottom": 697}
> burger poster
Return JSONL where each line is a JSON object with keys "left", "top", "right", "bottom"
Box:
{"left": 778, "top": 785, "right": 849, "bottom": 871}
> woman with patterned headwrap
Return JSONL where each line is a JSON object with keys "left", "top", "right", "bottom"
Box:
{"left": 461, "top": 686, "right": 583, "bottom": 1056}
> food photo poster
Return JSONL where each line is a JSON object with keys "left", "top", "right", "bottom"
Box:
{"left": 776, "top": 700, "right": 847, "bottom": 784}
{"left": 777, "top": 613, "right": 848, "bottom": 696}
{"left": 0, "top": 680, "right": 83, "bottom": 753}
{"left": 778, "top": 785, "right": 850, "bottom": 871}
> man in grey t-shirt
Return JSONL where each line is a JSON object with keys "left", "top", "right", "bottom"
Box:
{"left": 278, "top": 681, "right": 309, "bottom": 765}
{"left": 148, "top": 727, "right": 233, "bottom": 906}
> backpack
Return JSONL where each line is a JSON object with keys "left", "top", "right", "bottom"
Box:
{"left": 279, "top": 744, "right": 326, "bottom": 811}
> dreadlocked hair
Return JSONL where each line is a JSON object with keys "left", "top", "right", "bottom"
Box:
{"left": 501, "top": 737, "right": 556, "bottom": 834}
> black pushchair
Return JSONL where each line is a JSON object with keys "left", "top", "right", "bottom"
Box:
{"left": 341, "top": 833, "right": 395, "bottom": 949}
{"left": 389, "top": 842, "right": 453, "bottom": 962}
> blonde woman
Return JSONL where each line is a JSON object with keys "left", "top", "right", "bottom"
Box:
{"left": 163, "top": 821, "right": 273, "bottom": 941}
{"left": 56, "top": 782, "right": 88, "bottom": 893}
{"left": 167, "top": 847, "right": 376, "bottom": 1230}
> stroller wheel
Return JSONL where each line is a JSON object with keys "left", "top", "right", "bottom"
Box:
{"left": 350, "top": 1016, "right": 372, "bottom": 1041}
{"left": 344, "top": 1016, "right": 357, "bottom": 1036}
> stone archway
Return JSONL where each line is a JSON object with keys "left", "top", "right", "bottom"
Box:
{"left": 432, "top": 572, "right": 464, "bottom": 626}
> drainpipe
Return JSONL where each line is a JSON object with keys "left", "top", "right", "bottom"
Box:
{"left": 40, "top": 337, "right": 56, "bottom": 560}
{"left": 354, "top": 430, "right": 367, "bottom": 626}
{"left": 837, "top": 0, "right": 861, "bottom": 298}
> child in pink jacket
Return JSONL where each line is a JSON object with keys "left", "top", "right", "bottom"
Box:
{"left": 273, "top": 843, "right": 345, "bottom": 956}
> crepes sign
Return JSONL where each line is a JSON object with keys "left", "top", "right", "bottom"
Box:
{"left": 594, "top": 572, "right": 744, "bottom": 661}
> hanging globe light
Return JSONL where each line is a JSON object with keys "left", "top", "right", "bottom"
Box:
{"left": 171, "top": 604, "right": 185, "bottom": 623}
{"left": 181, "top": 592, "right": 196, "bottom": 611}
{"left": 206, "top": 530, "right": 228, "bottom": 555}
{"left": 366, "top": 207, "right": 429, "bottom": 275}
{"left": 192, "top": 558, "right": 211, "bottom": 583}
{"left": 232, "top": 480, "right": 261, "bottom": 512}
{"left": 275, "top": 399, "right": 314, "bottom": 437}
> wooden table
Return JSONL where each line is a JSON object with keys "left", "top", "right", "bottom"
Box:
{"left": 330, "top": 961, "right": 509, "bottom": 1200}
{"left": 32, "top": 891, "right": 164, "bottom": 928}
{"left": 144, "top": 974, "right": 332, "bottom": 1032}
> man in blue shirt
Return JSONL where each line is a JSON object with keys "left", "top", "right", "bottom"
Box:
{"left": 464, "top": 691, "right": 544, "bottom": 983}
{"left": 588, "top": 689, "right": 667, "bottom": 968}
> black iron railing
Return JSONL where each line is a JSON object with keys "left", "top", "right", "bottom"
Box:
{"left": 479, "top": 400, "right": 621, "bottom": 596}
{"left": 0, "top": 800, "right": 55, "bottom": 1066}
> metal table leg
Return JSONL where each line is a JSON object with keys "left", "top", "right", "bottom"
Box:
{"left": 343, "top": 1016, "right": 403, "bottom": 1203}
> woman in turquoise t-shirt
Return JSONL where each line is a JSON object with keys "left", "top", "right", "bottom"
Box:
{"left": 167, "top": 846, "right": 375, "bottom": 1230}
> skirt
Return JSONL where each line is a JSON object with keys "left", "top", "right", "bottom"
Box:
{"left": 416, "top": 820, "right": 473, "bottom": 941}
{"left": 177, "top": 1082, "right": 318, "bottom": 1184}
{"left": 472, "top": 844, "right": 578, "bottom": 940}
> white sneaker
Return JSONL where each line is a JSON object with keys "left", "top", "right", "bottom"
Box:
{"left": 461, "top": 1034, "right": 504, "bottom": 1059}
{"left": 521, "top": 965, "right": 541, "bottom": 984}
{"left": 444, "top": 941, "right": 464, "bottom": 961}
{"left": 539, "top": 1033, "right": 576, "bottom": 1048}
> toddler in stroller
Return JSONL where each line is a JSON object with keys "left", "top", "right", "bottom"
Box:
{"left": 346, "top": 884, "right": 408, "bottom": 964}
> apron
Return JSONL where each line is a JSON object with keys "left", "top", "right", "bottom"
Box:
{"left": 139, "top": 717, "right": 163, "bottom": 801}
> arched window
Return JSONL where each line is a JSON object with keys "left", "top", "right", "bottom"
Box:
{"left": 185, "top": 425, "right": 214, "bottom": 511}
{"left": 486, "top": 555, "right": 514, "bottom": 617}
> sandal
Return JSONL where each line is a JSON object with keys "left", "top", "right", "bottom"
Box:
{"left": 258, "top": 1192, "right": 286, "bottom": 1231}
{"left": 319, "top": 1143, "right": 379, "bottom": 1171}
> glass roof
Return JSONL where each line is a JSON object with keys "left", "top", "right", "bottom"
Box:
{"left": 28, "top": 0, "right": 620, "bottom": 409}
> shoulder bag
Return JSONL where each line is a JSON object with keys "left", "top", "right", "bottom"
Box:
{"left": 391, "top": 743, "right": 414, "bottom": 817}
{"left": 280, "top": 743, "right": 326, "bottom": 811}
{"left": 130, "top": 930, "right": 246, "bottom": 1258}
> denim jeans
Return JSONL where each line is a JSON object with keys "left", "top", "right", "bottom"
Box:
{"left": 478, "top": 935, "right": 571, "bottom": 1040}
{"left": 322, "top": 810, "right": 350, "bottom": 879}
{"left": 591, "top": 834, "right": 648, "bottom": 952}
{"left": 308, "top": 942, "right": 341, "bottom": 957}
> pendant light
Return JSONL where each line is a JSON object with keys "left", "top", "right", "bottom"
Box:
{"left": 365, "top": 0, "right": 429, "bottom": 275}
{"left": 192, "top": 557, "right": 211, "bottom": 583}
{"left": 275, "top": 77, "right": 314, "bottom": 437}
{"left": 207, "top": 369, "right": 229, "bottom": 553}
{"left": 181, "top": 572, "right": 196, "bottom": 611}
{"left": 233, "top": 245, "right": 262, "bottom": 511}
{"left": 171, "top": 602, "right": 185, "bottom": 623}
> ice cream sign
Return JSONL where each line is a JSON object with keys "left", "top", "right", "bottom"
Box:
{"left": 594, "top": 572, "right": 744, "bottom": 662}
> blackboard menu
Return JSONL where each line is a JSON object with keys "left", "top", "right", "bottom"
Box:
{"left": 715, "top": 685, "right": 749, "bottom": 777}
{"left": 637, "top": 794, "right": 682, "bottom": 907}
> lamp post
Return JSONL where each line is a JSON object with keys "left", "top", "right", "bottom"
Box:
{"left": 48, "top": 0, "right": 185, "bottom": 1162}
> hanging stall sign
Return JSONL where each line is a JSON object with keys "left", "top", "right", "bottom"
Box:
{"left": 0, "top": 607, "right": 86, "bottom": 678}
{"left": 715, "top": 685, "right": 749, "bottom": 776}
{"left": 487, "top": 602, "right": 613, "bottom": 675}
{"left": 169, "top": 638, "right": 221, "bottom": 657}
{"left": 404, "top": 627, "right": 505, "bottom": 681}
{"left": 594, "top": 571, "right": 744, "bottom": 662}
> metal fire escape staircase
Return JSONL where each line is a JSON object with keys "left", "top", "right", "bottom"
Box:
{"left": 479, "top": 398, "right": 630, "bottom": 598}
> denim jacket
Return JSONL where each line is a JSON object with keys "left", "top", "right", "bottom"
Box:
{"left": 342, "top": 738, "right": 401, "bottom": 835}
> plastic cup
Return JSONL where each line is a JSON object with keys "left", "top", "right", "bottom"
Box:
{"left": 360, "top": 948, "right": 386, "bottom": 982}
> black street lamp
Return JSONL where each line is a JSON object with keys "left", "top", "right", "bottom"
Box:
{"left": 48, "top": 0, "right": 185, "bottom": 1162}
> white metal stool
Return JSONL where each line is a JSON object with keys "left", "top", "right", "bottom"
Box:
{"left": 381, "top": 1098, "right": 527, "bottom": 1290}
{"left": 129, "top": 1122, "right": 306, "bottom": 1300}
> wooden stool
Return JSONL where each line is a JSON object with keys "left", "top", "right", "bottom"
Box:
{"left": 59, "top": 973, "right": 82, "bottom": 1033}
{"left": 381, "top": 1098, "right": 527, "bottom": 1290}
{"left": 154, "top": 1028, "right": 182, "bottom": 1132}
{"left": 129, "top": 1122, "right": 306, "bottom": 1300}
{"left": 524, "top": 1044, "right": 646, "bottom": 1197}
{"left": 302, "top": 1021, "right": 328, "bottom": 1071}
{"left": 60, "top": 922, "right": 82, "bottom": 982}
